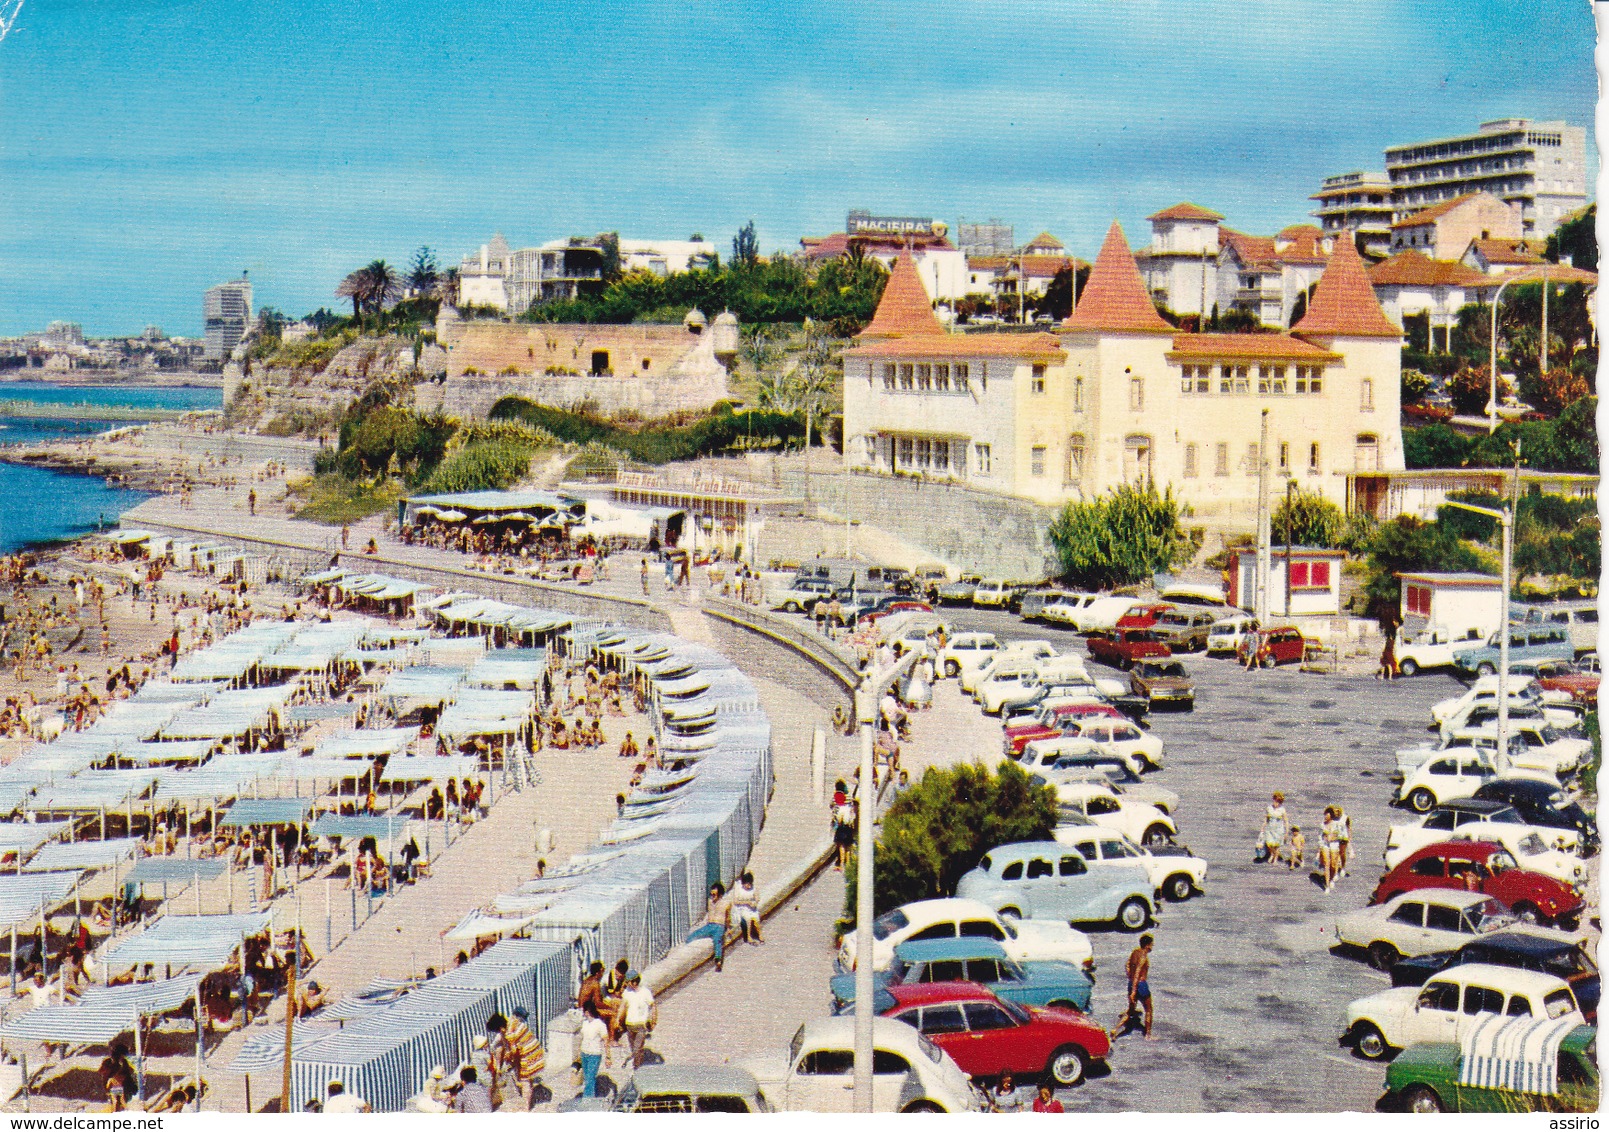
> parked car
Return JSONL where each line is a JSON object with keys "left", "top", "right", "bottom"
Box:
{"left": 1433, "top": 677, "right": 1582, "bottom": 730}
{"left": 1024, "top": 736, "right": 1146, "bottom": 779}
{"left": 1384, "top": 800, "right": 1585, "bottom": 884}
{"left": 836, "top": 898, "right": 1094, "bottom": 974}
{"left": 1445, "top": 716, "right": 1589, "bottom": 779}
{"left": 1236, "top": 626, "right": 1308, "bottom": 667}
{"left": 954, "top": 840, "right": 1155, "bottom": 930}
{"left": 1004, "top": 705, "right": 1122, "bottom": 757}
{"left": 1017, "top": 590, "right": 1076, "bottom": 623}
{"left": 881, "top": 982, "right": 1111, "bottom": 1087}
{"left": 1052, "top": 781, "right": 1176, "bottom": 848}
{"left": 975, "top": 664, "right": 1043, "bottom": 716}
{"left": 1395, "top": 750, "right": 1556, "bottom": 813}
{"left": 1393, "top": 624, "right": 1485, "bottom": 676}
{"left": 1040, "top": 594, "right": 1100, "bottom": 627}
{"left": 1053, "top": 825, "right": 1206, "bottom": 902}
{"left": 1389, "top": 932, "right": 1599, "bottom": 1021}
{"left": 1516, "top": 599, "right": 1599, "bottom": 654}
{"left": 1033, "top": 754, "right": 1180, "bottom": 813}
{"left": 1205, "top": 614, "right": 1257, "bottom": 656}
{"left": 938, "top": 631, "right": 1002, "bottom": 681}
{"left": 771, "top": 576, "right": 836, "bottom": 613}
{"left": 1072, "top": 595, "right": 1144, "bottom": 632}
{"left": 1383, "top": 1021, "right": 1598, "bottom": 1113}
{"left": 1151, "top": 608, "right": 1218, "bottom": 653}
{"left": 1001, "top": 681, "right": 1125, "bottom": 725}
{"left": 962, "top": 643, "right": 1058, "bottom": 696}
{"left": 1472, "top": 778, "right": 1597, "bottom": 855}
{"left": 828, "top": 937, "right": 1094, "bottom": 1016}
{"left": 561, "top": 1065, "right": 771, "bottom": 1113}
{"left": 1518, "top": 659, "right": 1600, "bottom": 707}
{"left": 1086, "top": 628, "right": 1170, "bottom": 669}
{"left": 933, "top": 574, "right": 985, "bottom": 606}
{"left": 1336, "top": 889, "right": 1517, "bottom": 970}
{"left": 1392, "top": 734, "right": 1523, "bottom": 782}
{"left": 1341, "top": 964, "right": 1583, "bottom": 1061}
{"left": 972, "top": 579, "right": 1020, "bottom": 608}
{"left": 1115, "top": 602, "right": 1174, "bottom": 630}
{"left": 1157, "top": 582, "right": 1229, "bottom": 608}
{"left": 1128, "top": 660, "right": 1194, "bottom": 710}
{"left": 1452, "top": 626, "right": 1574, "bottom": 676}
{"left": 743, "top": 1015, "right": 982, "bottom": 1112}
{"left": 1370, "top": 841, "right": 1585, "bottom": 928}
{"left": 1060, "top": 716, "right": 1165, "bottom": 770}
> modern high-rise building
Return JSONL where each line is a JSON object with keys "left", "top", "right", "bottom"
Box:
{"left": 1384, "top": 118, "right": 1586, "bottom": 238}
{"left": 202, "top": 275, "right": 253, "bottom": 361}
{"left": 955, "top": 219, "right": 1015, "bottom": 257}
{"left": 1310, "top": 171, "right": 1395, "bottom": 257}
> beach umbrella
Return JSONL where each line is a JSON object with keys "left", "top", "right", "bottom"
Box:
{"left": 434, "top": 510, "right": 467, "bottom": 522}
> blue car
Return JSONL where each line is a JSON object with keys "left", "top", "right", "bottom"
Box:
{"left": 1452, "top": 626, "right": 1575, "bottom": 676}
{"left": 955, "top": 840, "right": 1154, "bottom": 931}
{"left": 829, "top": 937, "right": 1094, "bottom": 1015}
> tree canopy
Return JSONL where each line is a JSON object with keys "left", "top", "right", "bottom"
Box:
{"left": 1047, "top": 481, "right": 1195, "bottom": 590}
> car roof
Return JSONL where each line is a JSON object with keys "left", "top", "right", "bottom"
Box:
{"left": 1409, "top": 840, "right": 1503, "bottom": 861}
{"left": 1429, "top": 963, "right": 1573, "bottom": 994}
{"left": 884, "top": 980, "right": 998, "bottom": 1007}
{"left": 1466, "top": 931, "right": 1578, "bottom": 959}
{"left": 627, "top": 1064, "right": 760, "bottom": 1094}
{"left": 1476, "top": 778, "right": 1556, "bottom": 799}
{"left": 892, "top": 897, "right": 997, "bottom": 922}
{"left": 800, "top": 1014, "right": 927, "bottom": 1045}
{"left": 1436, "top": 798, "right": 1512, "bottom": 815}
{"left": 985, "top": 840, "right": 1077, "bottom": 859}
{"left": 892, "top": 937, "right": 1009, "bottom": 962}
{"left": 1390, "top": 887, "right": 1492, "bottom": 909}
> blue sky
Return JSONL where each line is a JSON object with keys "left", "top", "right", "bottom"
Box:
{"left": 0, "top": 0, "right": 1596, "bottom": 337}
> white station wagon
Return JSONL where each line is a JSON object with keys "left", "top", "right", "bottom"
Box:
{"left": 1342, "top": 963, "right": 1583, "bottom": 1061}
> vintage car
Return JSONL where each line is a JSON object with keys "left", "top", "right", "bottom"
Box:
{"left": 1035, "top": 757, "right": 1181, "bottom": 814}
{"left": 1430, "top": 675, "right": 1578, "bottom": 727}
{"left": 1384, "top": 799, "right": 1584, "bottom": 880}
{"left": 1452, "top": 626, "right": 1574, "bottom": 676}
{"left": 1023, "top": 736, "right": 1146, "bottom": 779}
{"left": 828, "top": 937, "right": 1094, "bottom": 1016}
{"left": 1051, "top": 780, "right": 1177, "bottom": 847}
{"left": 1058, "top": 716, "right": 1165, "bottom": 770}
{"left": 972, "top": 579, "right": 1021, "bottom": 609}
{"left": 1473, "top": 779, "right": 1597, "bottom": 854}
{"left": 881, "top": 982, "right": 1111, "bottom": 1087}
{"left": 1004, "top": 705, "right": 1123, "bottom": 757}
{"left": 1336, "top": 889, "right": 1518, "bottom": 970}
{"left": 1383, "top": 1020, "right": 1597, "bottom": 1113}
{"left": 938, "top": 631, "right": 1002, "bottom": 681}
{"left": 742, "top": 1016, "right": 982, "bottom": 1113}
{"left": 933, "top": 574, "right": 985, "bottom": 606}
{"left": 1205, "top": 614, "right": 1258, "bottom": 656}
{"left": 1128, "top": 660, "right": 1194, "bottom": 709}
{"left": 836, "top": 898, "right": 1093, "bottom": 974}
{"left": 561, "top": 1065, "right": 771, "bottom": 1113}
{"left": 1085, "top": 628, "right": 1171, "bottom": 669}
{"left": 1389, "top": 932, "right": 1599, "bottom": 1022}
{"left": 1341, "top": 964, "right": 1583, "bottom": 1061}
{"left": 1150, "top": 608, "right": 1219, "bottom": 653}
{"left": 1236, "top": 625, "right": 1308, "bottom": 667}
{"left": 954, "top": 840, "right": 1155, "bottom": 930}
{"left": 1395, "top": 750, "right": 1557, "bottom": 814}
{"left": 1369, "top": 841, "right": 1585, "bottom": 929}
{"left": 1052, "top": 824, "right": 1206, "bottom": 902}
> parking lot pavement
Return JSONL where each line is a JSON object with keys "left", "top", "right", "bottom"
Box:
{"left": 685, "top": 602, "right": 1599, "bottom": 1111}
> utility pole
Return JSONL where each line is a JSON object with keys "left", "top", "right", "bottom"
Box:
{"left": 1443, "top": 500, "right": 1514, "bottom": 760}
{"left": 1539, "top": 262, "right": 1550, "bottom": 384}
{"left": 852, "top": 650, "right": 918, "bottom": 1111}
{"left": 1254, "top": 409, "right": 1271, "bottom": 624}
{"left": 1283, "top": 479, "right": 1295, "bottom": 618}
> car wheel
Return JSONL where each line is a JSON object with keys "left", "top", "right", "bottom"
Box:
{"left": 1141, "top": 824, "right": 1171, "bottom": 848}
{"left": 1400, "top": 1085, "right": 1444, "bottom": 1113}
{"left": 1477, "top": 662, "right": 1496, "bottom": 677}
{"left": 1558, "top": 912, "right": 1582, "bottom": 932}
{"left": 1046, "top": 1044, "right": 1088, "bottom": 1087}
{"left": 998, "top": 906, "right": 1023, "bottom": 921}
{"left": 1512, "top": 901, "right": 1540, "bottom": 924}
{"left": 1407, "top": 787, "right": 1436, "bottom": 814}
{"left": 783, "top": 601, "right": 799, "bottom": 613}
{"left": 1398, "top": 658, "right": 1420, "bottom": 677}
{"left": 1367, "top": 942, "right": 1400, "bottom": 971}
{"left": 1117, "top": 897, "right": 1149, "bottom": 931}
{"left": 1165, "top": 873, "right": 1194, "bottom": 901}
{"left": 1046, "top": 999, "right": 1081, "bottom": 1013}
{"left": 1353, "top": 1023, "right": 1393, "bottom": 1061}
{"left": 901, "top": 1100, "right": 945, "bottom": 1113}
{"left": 945, "top": 661, "right": 960, "bottom": 678}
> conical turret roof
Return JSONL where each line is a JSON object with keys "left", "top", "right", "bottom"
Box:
{"left": 1294, "top": 232, "right": 1401, "bottom": 339}
{"left": 858, "top": 249, "right": 945, "bottom": 339}
{"left": 1062, "top": 223, "right": 1172, "bottom": 335}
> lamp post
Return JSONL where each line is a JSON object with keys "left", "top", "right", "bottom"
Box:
{"left": 1486, "top": 275, "right": 1518, "bottom": 434}
{"left": 1441, "top": 500, "right": 1514, "bottom": 758}
{"left": 1283, "top": 479, "right": 1296, "bottom": 618}
{"left": 853, "top": 649, "right": 918, "bottom": 1111}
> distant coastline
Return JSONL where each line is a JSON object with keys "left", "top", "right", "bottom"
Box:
{"left": 0, "top": 370, "right": 224, "bottom": 388}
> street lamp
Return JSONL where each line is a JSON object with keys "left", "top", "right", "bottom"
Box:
{"left": 852, "top": 649, "right": 918, "bottom": 1111}
{"left": 1441, "top": 499, "right": 1514, "bottom": 758}
{"left": 1485, "top": 275, "right": 1518, "bottom": 435}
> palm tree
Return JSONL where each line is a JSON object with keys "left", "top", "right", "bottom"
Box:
{"left": 336, "top": 268, "right": 368, "bottom": 321}
{"left": 362, "top": 259, "right": 401, "bottom": 315}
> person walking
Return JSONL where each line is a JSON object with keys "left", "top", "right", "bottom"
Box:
{"left": 1335, "top": 804, "right": 1353, "bottom": 880}
{"left": 1377, "top": 627, "right": 1398, "bottom": 680}
{"left": 486, "top": 1010, "right": 544, "bottom": 1109}
{"left": 640, "top": 558, "right": 650, "bottom": 596}
{"left": 1258, "top": 792, "right": 1288, "bottom": 864}
{"left": 1320, "top": 806, "right": 1344, "bottom": 891}
{"left": 1122, "top": 934, "right": 1156, "bottom": 1040}
{"left": 578, "top": 1003, "right": 608, "bottom": 1099}
{"left": 685, "top": 883, "right": 731, "bottom": 971}
{"left": 619, "top": 971, "right": 657, "bottom": 1070}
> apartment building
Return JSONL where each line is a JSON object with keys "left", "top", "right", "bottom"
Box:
{"left": 461, "top": 234, "right": 716, "bottom": 315}
{"left": 1385, "top": 118, "right": 1587, "bottom": 238}
{"left": 843, "top": 229, "right": 1404, "bottom": 524}
{"left": 1134, "top": 203, "right": 1223, "bottom": 317}
{"left": 1388, "top": 192, "right": 1522, "bottom": 258}
{"left": 1310, "top": 171, "right": 1395, "bottom": 257}
{"left": 202, "top": 276, "right": 253, "bottom": 361}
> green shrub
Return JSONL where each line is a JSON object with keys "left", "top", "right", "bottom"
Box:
{"left": 1047, "top": 481, "right": 1194, "bottom": 590}
{"left": 416, "top": 440, "right": 533, "bottom": 494}
{"left": 489, "top": 398, "right": 804, "bottom": 464}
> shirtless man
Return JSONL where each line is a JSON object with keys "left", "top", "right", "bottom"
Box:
{"left": 1123, "top": 934, "right": 1156, "bottom": 1040}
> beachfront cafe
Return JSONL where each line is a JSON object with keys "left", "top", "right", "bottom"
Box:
{"left": 400, "top": 490, "right": 587, "bottom": 532}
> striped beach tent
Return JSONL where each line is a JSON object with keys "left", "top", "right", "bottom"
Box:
{"left": 1459, "top": 1013, "right": 1581, "bottom": 1095}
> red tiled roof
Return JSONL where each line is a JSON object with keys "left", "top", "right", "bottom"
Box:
{"left": 1293, "top": 232, "right": 1401, "bottom": 339}
{"left": 1024, "top": 231, "right": 1065, "bottom": 251}
{"left": 1390, "top": 193, "right": 1483, "bottom": 230}
{"left": 846, "top": 332, "right": 1066, "bottom": 360}
{"left": 967, "top": 255, "right": 1084, "bottom": 277}
{"left": 1062, "top": 223, "right": 1173, "bottom": 335}
{"left": 1465, "top": 262, "right": 1599, "bottom": 288}
{"left": 1220, "top": 229, "right": 1278, "bottom": 268}
{"left": 1148, "top": 202, "right": 1225, "bottom": 223}
{"left": 1466, "top": 238, "right": 1544, "bottom": 266}
{"left": 1277, "top": 224, "right": 1324, "bottom": 240}
{"left": 1368, "top": 251, "right": 1488, "bottom": 288}
{"left": 800, "top": 231, "right": 956, "bottom": 259}
{"left": 858, "top": 249, "right": 946, "bottom": 339}
{"left": 1166, "top": 333, "right": 1340, "bottom": 361}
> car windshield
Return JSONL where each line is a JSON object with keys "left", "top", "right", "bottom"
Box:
{"left": 1488, "top": 851, "right": 1518, "bottom": 872}
{"left": 1545, "top": 989, "right": 1578, "bottom": 1020}
{"left": 1469, "top": 900, "right": 1517, "bottom": 934}
{"left": 1155, "top": 663, "right": 1186, "bottom": 677}
{"left": 998, "top": 919, "right": 1019, "bottom": 940}
{"left": 872, "top": 909, "right": 909, "bottom": 941}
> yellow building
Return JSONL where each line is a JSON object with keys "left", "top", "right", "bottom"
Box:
{"left": 842, "top": 224, "right": 1405, "bottom": 526}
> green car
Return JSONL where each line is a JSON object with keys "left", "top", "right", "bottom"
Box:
{"left": 1385, "top": 1024, "right": 1597, "bottom": 1113}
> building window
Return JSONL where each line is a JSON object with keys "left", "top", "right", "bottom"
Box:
{"left": 933, "top": 441, "right": 950, "bottom": 473}
{"left": 1271, "top": 367, "right": 1287, "bottom": 395}
{"left": 882, "top": 363, "right": 896, "bottom": 391}
{"left": 1183, "top": 443, "right": 1198, "bottom": 478}
{"left": 898, "top": 364, "right": 914, "bottom": 391}
{"left": 1030, "top": 446, "right": 1047, "bottom": 476}
{"left": 934, "top": 364, "right": 950, "bottom": 393}
{"left": 1308, "top": 442, "right": 1321, "bottom": 473}
{"left": 915, "top": 438, "right": 932, "bottom": 469}
{"left": 1219, "top": 365, "right": 1232, "bottom": 395}
{"left": 916, "top": 364, "right": 932, "bottom": 392}
{"left": 1245, "top": 443, "right": 1259, "bottom": 476}
{"left": 974, "top": 443, "right": 991, "bottom": 475}
{"left": 1215, "top": 442, "right": 1229, "bottom": 476}
{"left": 1066, "top": 435, "right": 1085, "bottom": 483}
{"left": 1294, "top": 366, "right": 1308, "bottom": 394}
{"left": 1180, "top": 367, "right": 1193, "bottom": 395}
{"left": 1031, "top": 364, "right": 1046, "bottom": 394}
{"left": 955, "top": 363, "right": 970, "bottom": 392}
{"left": 1278, "top": 442, "right": 1289, "bottom": 472}
{"left": 1233, "top": 366, "right": 1249, "bottom": 394}
{"left": 1361, "top": 378, "right": 1374, "bottom": 411}
{"left": 1290, "top": 560, "right": 1331, "bottom": 590}
{"left": 1123, "top": 434, "right": 1154, "bottom": 482}
{"left": 1406, "top": 583, "right": 1431, "bottom": 616}
{"left": 1256, "top": 367, "right": 1269, "bottom": 395}
{"left": 1073, "top": 377, "right": 1084, "bottom": 411}
{"left": 1128, "top": 377, "right": 1144, "bottom": 411}
{"left": 1355, "top": 434, "right": 1380, "bottom": 471}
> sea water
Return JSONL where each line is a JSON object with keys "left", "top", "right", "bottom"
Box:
{"left": 0, "top": 381, "right": 223, "bottom": 553}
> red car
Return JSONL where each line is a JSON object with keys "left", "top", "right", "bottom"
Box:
{"left": 1370, "top": 841, "right": 1584, "bottom": 928}
{"left": 1533, "top": 662, "right": 1599, "bottom": 707}
{"left": 880, "top": 982, "right": 1110, "bottom": 1087}
{"left": 1086, "top": 628, "right": 1170, "bottom": 669}
{"left": 1003, "top": 703, "right": 1124, "bottom": 757}
{"left": 1116, "top": 602, "right": 1175, "bottom": 630}
{"left": 1235, "top": 626, "right": 1306, "bottom": 667}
